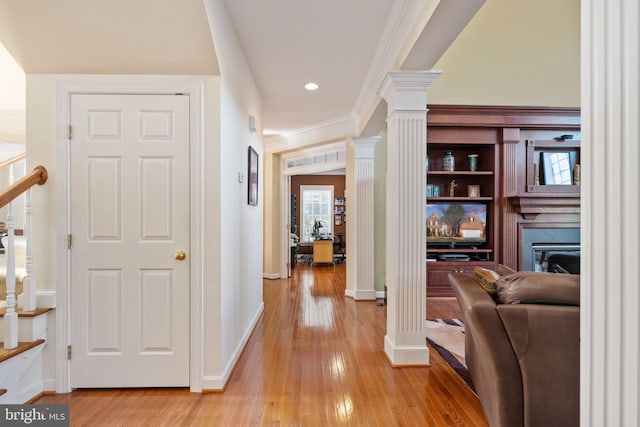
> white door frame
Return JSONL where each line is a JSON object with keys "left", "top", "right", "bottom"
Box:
{"left": 55, "top": 77, "right": 205, "bottom": 393}
{"left": 279, "top": 144, "right": 347, "bottom": 276}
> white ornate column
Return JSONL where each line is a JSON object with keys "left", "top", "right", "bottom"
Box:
{"left": 581, "top": 0, "right": 639, "bottom": 425}
{"left": 378, "top": 70, "right": 441, "bottom": 365}
{"left": 346, "top": 136, "right": 379, "bottom": 300}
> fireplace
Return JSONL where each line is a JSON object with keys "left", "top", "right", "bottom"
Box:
{"left": 521, "top": 227, "right": 580, "bottom": 271}
{"left": 531, "top": 244, "right": 580, "bottom": 272}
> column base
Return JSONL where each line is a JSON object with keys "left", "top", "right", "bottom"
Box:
{"left": 344, "top": 289, "right": 377, "bottom": 300}
{"left": 384, "top": 335, "right": 430, "bottom": 366}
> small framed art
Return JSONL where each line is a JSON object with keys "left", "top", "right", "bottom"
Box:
{"left": 248, "top": 146, "right": 259, "bottom": 206}
{"left": 467, "top": 185, "right": 480, "bottom": 198}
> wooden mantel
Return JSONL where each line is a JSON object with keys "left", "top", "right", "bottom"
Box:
{"left": 508, "top": 194, "right": 581, "bottom": 219}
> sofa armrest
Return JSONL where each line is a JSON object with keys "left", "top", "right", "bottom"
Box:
{"left": 497, "top": 304, "right": 579, "bottom": 427}
{"left": 448, "top": 273, "right": 524, "bottom": 427}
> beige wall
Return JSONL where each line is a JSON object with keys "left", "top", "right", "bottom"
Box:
{"left": 428, "top": 0, "right": 580, "bottom": 107}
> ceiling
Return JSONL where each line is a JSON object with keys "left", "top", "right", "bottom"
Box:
{"left": 0, "top": 0, "right": 485, "bottom": 151}
{"left": 222, "top": 0, "right": 395, "bottom": 135}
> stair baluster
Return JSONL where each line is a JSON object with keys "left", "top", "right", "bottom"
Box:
{"left": 3, "top": 202, "right": 18, "bottom": 349}
{"left": 21, "top": 188, "right": 36, "bottom": 311}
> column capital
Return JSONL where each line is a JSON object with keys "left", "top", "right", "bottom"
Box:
{"left": 378, "top": 70, "right": 442, "bottom": 112}
{"left": 350, "top": 136, "right": 380, "bottom": 159}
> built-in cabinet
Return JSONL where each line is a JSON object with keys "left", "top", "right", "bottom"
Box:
{"left": 426, "top": 106, "right": 581, "bottom": 296}
{"left": 426, "top": 128, "right": 500, "bottom": 296}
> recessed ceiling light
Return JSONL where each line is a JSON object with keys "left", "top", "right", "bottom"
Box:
{"left": 305, "top": 82, "right": 319, "bottom": 91}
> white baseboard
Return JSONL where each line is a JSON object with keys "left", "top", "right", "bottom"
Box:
{"left": 201, "top": 301, "right": 265, "bottom": 391}
{"left": 376, "top": 290, "right": 386, "bottom": 299}
{"left": 43, "top": 378, "right": 57, "bottom": 393}
{"left": 263, "top": 273, "right": 280, "bottom": 280}
{"left": 345, "top": 289, "right": 377, "bottom": 300}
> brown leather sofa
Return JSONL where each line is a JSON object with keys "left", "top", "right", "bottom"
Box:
{"left": 449, "top": 270, "right": 579, "bottom": 427}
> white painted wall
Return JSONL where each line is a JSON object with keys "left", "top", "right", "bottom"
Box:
{"left": 203, "top": 0, "right": 264, "bottom": 388}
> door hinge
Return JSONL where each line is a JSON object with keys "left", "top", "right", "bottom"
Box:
{"left": 67, "top": 345, "right": 72, "bottom": 360}
{"left": 67, "top": 234, "right": 72, "bottom": 249}
{"left": 66, "top": 125, "right": 72, "bottom": 140}
{"left": 286, "top": 262, "right": 290, "bottom": 268}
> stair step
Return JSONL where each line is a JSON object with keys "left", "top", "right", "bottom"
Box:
{"left": 0, "top": 389, "right": 6, "bottom": 396}
{"left": 0, "top": 309, "right": 50, "bottom": 342}
{"left": 0, "top": 308, "right": 51, "bottom": 318}
{"left": 0, "top": 339, "right": 46, "bottom": 364}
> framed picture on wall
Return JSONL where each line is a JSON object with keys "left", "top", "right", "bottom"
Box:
{"left": 248, "top": 146, "right": 259, "bottom": 206}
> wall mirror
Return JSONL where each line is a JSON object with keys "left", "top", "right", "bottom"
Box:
{"left": 541, "top": 151, "right": 574, "bottom": 185}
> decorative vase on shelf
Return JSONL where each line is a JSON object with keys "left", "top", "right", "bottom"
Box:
{"left": 442, "top": 151, "right": 455, "bottom": 171}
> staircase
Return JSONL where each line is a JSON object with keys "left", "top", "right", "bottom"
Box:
{"left": 0, "top": 164, "right": 51, "bottom": 403}
{"left": 0, "top": 308, "right": 50, "bottom": 403}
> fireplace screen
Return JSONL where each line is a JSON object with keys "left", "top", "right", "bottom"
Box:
{"left": 532, "top": 244, "right": 580, "bottom": 272}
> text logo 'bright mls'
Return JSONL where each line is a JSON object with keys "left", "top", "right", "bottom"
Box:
{"left": 1, "top": 405, "right": 68, "bottom": 426}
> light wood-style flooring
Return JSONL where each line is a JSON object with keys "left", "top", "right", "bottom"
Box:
{"left": 36, "top": 264, "right": 488, "bottom": 426}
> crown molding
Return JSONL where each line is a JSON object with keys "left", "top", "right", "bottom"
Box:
{"left": 353, "top": 0, "right": 437, "bottom": 133}
{"left": 264, "top": 114, "right": 357, "bottom": 154}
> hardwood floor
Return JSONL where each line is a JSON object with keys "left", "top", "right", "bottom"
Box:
{"left": 36, "top": 264, "right": 488, "bottom": 426}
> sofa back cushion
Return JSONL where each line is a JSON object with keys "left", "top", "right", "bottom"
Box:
{"left": 496, "top": 271, "right": 580, "bottom": 305}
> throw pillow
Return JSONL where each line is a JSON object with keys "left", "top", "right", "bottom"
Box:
{"left": 496, "top": 271, "right": 580, "bottom": 305}
{"left": 473, "top": 267, "right": 501, "bottom": 295}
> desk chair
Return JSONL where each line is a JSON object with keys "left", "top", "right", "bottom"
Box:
{"left": 297, "top": 242, "right": 314, "bottom": 266}
{"left": 333, "top": 234, "right": 346, "bottom": 264}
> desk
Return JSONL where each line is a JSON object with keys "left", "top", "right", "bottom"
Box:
{"left": 313, "top": 239, "right": 333, "bottom": 264}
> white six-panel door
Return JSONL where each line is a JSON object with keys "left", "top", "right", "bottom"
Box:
{"left": 69, "top": 94, "right": 190, "bottom": 387}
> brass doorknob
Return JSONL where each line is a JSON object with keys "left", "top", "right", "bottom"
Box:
{"left": 175, "top": 250, "right": 186, "bottom": 261}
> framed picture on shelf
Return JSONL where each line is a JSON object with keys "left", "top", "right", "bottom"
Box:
{"left": 467, "top": 185, "right": 480, "bottom": 198}
{"left": 334, "top": 214, "right": 342, "bottom": 226}
{"left": 248, "top": 146, "right": 259, "bottom": 206}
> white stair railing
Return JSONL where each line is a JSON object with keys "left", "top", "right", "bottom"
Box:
{"left": 0, "top": 165, "right": 48, "bottom": 349}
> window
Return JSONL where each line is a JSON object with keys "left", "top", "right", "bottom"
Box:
{"left": 300, "top": 185, "right": 333, "bottom": 242}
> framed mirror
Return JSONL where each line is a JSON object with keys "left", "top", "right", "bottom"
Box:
{"left": 541, "top": 151, "right": 575, "bottom": 185}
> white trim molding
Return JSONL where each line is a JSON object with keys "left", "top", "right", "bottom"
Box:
{"left": 264, "top": 114, "right": 356, "bottom": 154}
{"left": 55, "top": 76, "right": 205, "bottom": 393}
{"left": 201, "top": 302, "right": 264, "bottom": 391}
{"left": 378, "top": 70, "right": 440, "bottom": 366}
{"left": 581, "top": 0, "right": 639, "bottom": 425}
{"left": 346, "top": 136, "right": 380, "bottom": 301}
{"left": 353, "top": 0, "right": 439, "bottom": 132}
